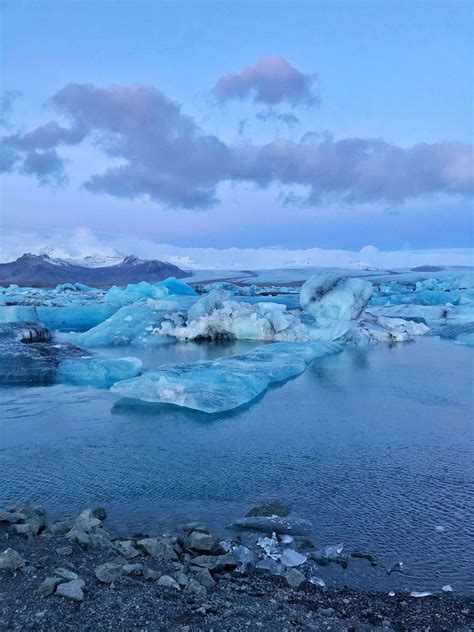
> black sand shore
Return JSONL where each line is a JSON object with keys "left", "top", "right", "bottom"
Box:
{"left": 0, "top": 503, "right": 472, "bottom": 632}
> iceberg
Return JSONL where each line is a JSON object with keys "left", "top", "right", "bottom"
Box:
{"left": 56, "top": 356, "right": 142, "bottom": 387}
{"left": 111, "top": 341, "right": 340, "bottom": 413}
{"left": 300, "top": 273, "right": 373, "bottom": 322}
{"left": 104, "top": 281, "right": 169, "bottom": 305}
{"left": 201, "top": 282, "right": 259, "bottom": 296}
{"left": 157, "top": 300, "right": 312, "bottom": 342}
{"left": 62, "top": 300, "right": 183, "bottom": 348}
{"left": 0, "top": 322, "right": 141, "bottom": 386}
{"left": 455, "top": 332, "right": 474, "bottom": 346}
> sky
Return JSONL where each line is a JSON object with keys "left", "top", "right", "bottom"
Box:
{"left": 1, "top": 0, "right": 473, "bottom": 254}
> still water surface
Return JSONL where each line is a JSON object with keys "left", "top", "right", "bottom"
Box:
{"left": 1, "top": 337, "right": 473, "bottom": 593}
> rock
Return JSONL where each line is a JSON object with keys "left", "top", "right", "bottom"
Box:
{"left": 66, "top": 509, "right": 111, "bottom": 548}
{"left": 91, "top": 507, "right": 107, "bottom": 520}
{"left": 38, "top": 577, "right": 62, "bottom": 598}
{"left": 0, "top": 548, "right": 26, "bottom": 570}
{"left": 319, "top": 607, "right": 335, "bottom": 617}
{"left": 351, "top": 551, "right": 378, "bottom": 566}
{"left": 186, "top": 531, "right": 223, "bottom": 555}
{"left": 56, "top": 579, "right": 85, "bottom": 602}
{"left": 56, "top": 546, "right": 73, "bottom": 556}
{"left": 54, "top": 567, "right": 79, "bottom": 581}
{"left": 176, "top": 572, "right": 189, "bottom": 587}
{"left": 48, "top": 517, "right": 76, "bottom": 536}
{"left": 191, "top": 552, "right": 237, "bottom": 572}
{"left": 280, "top": 549, "right": 307, "bottom": 568}
{"left": 246, "top": 501, "right": 291, "bottom": 517}
{"left": 94, "top": 562, "right": 124, "bottom": 584}
{"left": 123, "top": 563, "right": 143, "bottom": 575}
{"left": 284, "top": 569, "right": 306, "bottom": 589}
{"left": 185, "top": 578, "right": 207, "bottom": 597}
{"left": 143, "top": 568, "right": 160, "bottom": 581}
{"left": 182, "top": 522, "right": 209, "bottom": 534}
{"left": 157, "top": 575, "right": 180, "bottom": 590}
{"left": 137, "top": 537, "right": 178, "bottom": 561}
{"left": 116, "top": 540, "right": 140, "bottom": 559}
{"left": 0, "top": 510, "right": 26, "bottom": 524}
{"left": 5, "top": 502, "right": 46, "bottom": 537}
{"left": 194, "top": 567, "right": 216, "bottom": 589}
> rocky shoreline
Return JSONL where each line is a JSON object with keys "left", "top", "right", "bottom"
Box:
{"left": 0, "top": 501, "right": 472, "bottom": 631}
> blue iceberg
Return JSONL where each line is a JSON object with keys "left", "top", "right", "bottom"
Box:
{"left": 110, "top": 341, "right": 340, "bottom": 413}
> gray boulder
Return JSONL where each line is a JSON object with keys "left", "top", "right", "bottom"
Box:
{"left": 38, "top": 577, "right": 62, "bottom": 598}
{"left": 284, "top": 568, "right": 306, "bottom": 589}
{"left": 137, "top": 538, "right": 178, "bottom": 561}
{"left": 66, "top": 509, "right": 111, "bottom": 548}
{"left": 0, "top": 548, "right": 26, "bottom": 570}
{"left": 94, "top": 562, "right": 124, "bottom": 584}
{"left": 246, "top": 501, "right": 291, "bottom": 517}
{"left": 56, "top": 579, "right": 85, "bottom": 602}
{"left": 191, "top": 552, "right": 237, "bottom": 572}
{"left": 157, "top": 575, "right": 180, "bottom": 590}
{"left": 186, "top": 531, "right": 223, "bottom": 555}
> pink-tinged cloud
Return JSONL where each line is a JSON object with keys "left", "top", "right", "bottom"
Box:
{"left": 214, "top": 57, "right": 319, "bottom": 107}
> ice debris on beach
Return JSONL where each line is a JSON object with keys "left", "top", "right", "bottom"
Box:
{"left": 111, "top": 341, "right": 339, "bottom": 413}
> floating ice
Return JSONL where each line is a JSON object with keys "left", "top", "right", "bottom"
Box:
{"left": 257, "top": 533, "right": 280, "bottom": 560}
{"left": 57, "top": 356, "right": 142, "bottom": 388}
{"left": 300, "top": 273, "right": 373, "bottom": 322}
{"left": 441, "top": 584, "right": 453, "bottom": 592}
{"left": 410, "top": 591, "right": 433, "bottom": 598}
{"left": 63, "top": 300, "right": 183, "bottom": 348}
{"left": 232, "top": 514, "right": 313, "bottom": 535}
{"left": 104, "top": 281, "right": 169, "bottom": 305}
{"left": 111, "top": 341, "right": 339, "bottom": 413}
{"left": 0, "top": 322, "right": 141, "bottom": 386}
{"left": 280, "top": 549, "right": 307, "bottom": 567}
{"left": 313, "top": 543, "right": 344, "bottom": 562}
{"left": 309, "top": 576, "right": 326, "bottom": 587}
{"left": 0, "top": 305, "right": 39, "bottom": 323}
{"left": 201, "top": 282, "right": 259, "bottom": 296}
{"left": 158, "top": 299, "right": 312, "bottom": 342}
{"left": 455, "top": 332, "right": 474, "bottom": 346}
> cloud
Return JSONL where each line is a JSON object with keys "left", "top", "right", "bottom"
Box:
{"left": 0, "top": 90, "right": 21, "bottom": 127}
{"left": 1, "top": 83, "right": 473, "bottom": 208}
{"left": 256, "top": 111, "right": 300, "bottom": 126}
{"left": 214, "top": 57, "right": 319, "bottom": 106}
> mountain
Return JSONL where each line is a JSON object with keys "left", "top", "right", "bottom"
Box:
{"left": 0, "top": 253, "right": 187, "bottom": 287}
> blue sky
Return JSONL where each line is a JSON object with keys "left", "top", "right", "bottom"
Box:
{"left": 1, "top": 0, "right": 473, "bottom": 250}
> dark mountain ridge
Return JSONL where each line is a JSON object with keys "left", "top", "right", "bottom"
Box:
{"left": 0, "top": 253, "right": 187, "bottom": 287}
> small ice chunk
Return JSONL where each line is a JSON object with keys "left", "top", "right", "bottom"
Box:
{"left": 314, "top": 543, "right": 344, "bottom": 561}
{"left": 387, "top": 561, "right": 404, "bottom": 575}
{"left": 280, "top": 535, "right": 294, "bottom": 545}
{"left": 281, "top": 549, "right": 307, "bottom": 568}
{"left": 435, "top": 525, "right": 446, "bottom": 533}
{"left": 410, "top": 591, "right": 433, "bottom": 598}
{"left": 442, "top": 585, "right": 453, "bottom": 592}
{"left": 233, "top": 545, "right": 257, "bottom": 565}
{"left": 309, "top": 576, "right": 326, "bottom": 587}
{"left": 257, "top": 533, "right": 280, "bottom": 560}
{"left": 388, "top": 591, "right": 395, "bottom": 597}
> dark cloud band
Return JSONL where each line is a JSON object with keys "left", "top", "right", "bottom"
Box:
{"left": 1, "top": 83, "right": 472, "bottom": 206}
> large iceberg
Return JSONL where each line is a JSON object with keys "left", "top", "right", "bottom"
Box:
{"left": 104, "top": 278, "right": 196, "bottom": 305}
{"left": 157, "top": 299, "right": 312, "bottom": 342}
{"left": 300, "top": 274, "right": 373, "bottom": 322}
{"left": 111, "top": 341, "right": 340, "bottom": 413}
{"left": 61, "top": 300, "right": 183, "bottom": 348}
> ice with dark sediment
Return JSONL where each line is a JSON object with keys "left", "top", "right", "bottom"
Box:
{"left": 0, "top": 322, "right": 141, "bottom": 386}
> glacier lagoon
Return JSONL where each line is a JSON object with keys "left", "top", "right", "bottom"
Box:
{"left": 0, "top": 271, "right": 473, "bottom": 594}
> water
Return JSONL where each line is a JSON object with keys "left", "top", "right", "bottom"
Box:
{"left": 1, "top": 337, "right": 473, "bottom": 594}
